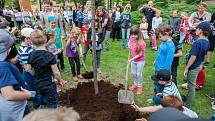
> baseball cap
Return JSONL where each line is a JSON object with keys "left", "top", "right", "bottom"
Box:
{"left": 148, "top": 107, "right": 210, "bottom": 121}
{"left": 196, "top": 22, "right": 213, "bottom": 32}
{"left": 0, "top": 29, "right": 14, "bottom": 61}
{"left": 21, "top": 27, "right": 34, "bottom": 38}
{"left": 48, "top": 15, "right": 56, "bottom": 23}
{"left": 151, "top": 69, "right": 171, "bottom": 81}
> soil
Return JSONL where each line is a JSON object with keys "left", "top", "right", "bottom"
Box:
{"left": 59, "top": 80, "right": 150, "bottom": 121}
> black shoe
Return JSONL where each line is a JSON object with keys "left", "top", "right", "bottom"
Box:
{"left": 203, "top": 62, "right": 209, "bottom": 67}
{"left": 212, "top": 65, "right": 215, "bottom": 70}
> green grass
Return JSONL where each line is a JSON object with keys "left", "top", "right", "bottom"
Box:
{"left": 61, "top": 39, "right": 215, "bottom": 118}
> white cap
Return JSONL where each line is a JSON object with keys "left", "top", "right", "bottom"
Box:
{"left": 21, "top": 27, "right": 34, "bottom": 38}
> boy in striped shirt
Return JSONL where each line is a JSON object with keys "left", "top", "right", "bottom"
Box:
{"left": 151, "top": 69, "right": 182, "bottom": 105}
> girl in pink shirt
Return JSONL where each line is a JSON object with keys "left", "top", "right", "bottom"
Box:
{"left": 128, "top": 25, "right": 146, "bottom": 94}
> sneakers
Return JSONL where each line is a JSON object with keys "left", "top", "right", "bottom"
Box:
{"left": 212, "top": 101, "right": 215, "bottom": 110}
{"left": 97, "top": 68, "right": 102, "bottom": 74}
{"left": 77, "top": 75, "right": 83, "bottom": 79}
{"left": 59, "top": 79, "right": 67, "bottom": 85}
{"left": 129, "top": 84, "right": 137, "bottom": 91}
{"left": 56, "top": 84, "right": 62, "bottom": 93}
{"left": 73, "top": 76, "right": 78, "bottom": 81}
{"left": 203, "top": 62, "right": 209, "bottom": 67}
{"left": 206, "top": 94, "right": 215, "bottom": 100}
{"left": 212, "top": 65, "right": 215, "bottom": 70}
{"left": 136, "top": 87, "right": 142, "bottom": 94}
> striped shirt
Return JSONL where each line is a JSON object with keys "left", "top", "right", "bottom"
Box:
{"left": 18, "top": 45, "right": 33, "bottom": 65}
{"left": 162, "top": 82, "right": 182, "bottom": 100}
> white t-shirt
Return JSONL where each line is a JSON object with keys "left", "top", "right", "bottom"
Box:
{"left": 183, "top": 106, "right": 198, "bottom": 118}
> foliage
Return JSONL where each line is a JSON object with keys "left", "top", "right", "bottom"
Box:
{"left": 131, "top": 1, "right": 215, "bottom": 26}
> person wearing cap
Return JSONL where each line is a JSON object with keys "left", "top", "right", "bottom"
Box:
{"left": 151, "top": 69, "right": 181, "bottom": 105}
{"left": 133, "top": 95, "right": 198, "bottom": 119}
{"left": 184, "top": 22, "right": 212, "bottom": 109}
{"left": 46, "top": 20, "right": 67, "bottom": 74}
{"left": 0, "top": 29, "right": 32, "bottom": 121}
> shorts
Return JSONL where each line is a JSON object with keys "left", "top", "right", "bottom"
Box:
{"left": 209, "top": 34, "right": 215, "bottom": 52}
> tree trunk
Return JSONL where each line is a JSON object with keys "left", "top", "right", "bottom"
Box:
{"left": 91, "top": 0, "right": 99, "bottom": 95}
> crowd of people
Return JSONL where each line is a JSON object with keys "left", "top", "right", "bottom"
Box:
{"left": 0, "top": 0, "right": 214, "bottom": 121}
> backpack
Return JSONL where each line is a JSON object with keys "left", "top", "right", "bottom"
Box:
{"left": 195, "top": 67, "right": 205, "bottom": 90}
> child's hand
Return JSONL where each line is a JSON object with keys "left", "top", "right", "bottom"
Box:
{"left": 131, "top": 104, "right": 140, "bottom": 112}
{"left": 156, "top": 93, "right": 163, "bottom": 97}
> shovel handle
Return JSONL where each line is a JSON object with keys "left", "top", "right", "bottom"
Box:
{"left": 124, "top": 62, "right": 130, "bottom": 95}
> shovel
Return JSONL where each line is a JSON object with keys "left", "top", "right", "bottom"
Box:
{"left": 118, "top": 62, "right": 134, "bottom": 104}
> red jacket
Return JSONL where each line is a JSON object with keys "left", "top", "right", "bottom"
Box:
{"left": 179, "top": 17, "right": 189, "bottom": 35}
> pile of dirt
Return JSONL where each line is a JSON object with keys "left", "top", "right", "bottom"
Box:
{"left": 59, "top": 80, "right": 149, "bottom": 121}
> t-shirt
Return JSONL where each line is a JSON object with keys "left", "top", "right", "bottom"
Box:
{"left": 188, "top": 38, "right": 209, "bottom": 70}
{"left": 162, "top": 82, "right": 182, "bottom": 100}
{"left": 28, "top": 50, "right": 57, "bottom": 89}
{"left": 152, "top": 17, "right": 162, "bottom": 31}
{"left": 46, "top": 27, "right": 62, "bottom": 49}
{"left": 102, "top": 12, "right": 111, "bottom": 31}
{"left": 0, "top": 61, "right": 27, "bottom": 121}
{"left": 172, "top": 40, "right": 182, "bottom": 66}
{"left": 140, "top": 7, "right": 155, "bottom": 30}
{"left": 18, "top": 45, "right": 33, "bottom": 65}
{"left": 129, "top": 35, "right": 146, "bottom": 62}
{"left": 155, "top": 40, "right": 175, "bottom": 71}
{"left": 66, "top": 40, "right": 80, "bottom": 58}
{"left": 81, "top": 26, "right": 89, "bottom": 46}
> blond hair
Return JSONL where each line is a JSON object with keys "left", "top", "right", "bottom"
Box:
{"left": 124, "top": 4, "right": 131, "bottom": 12}
{"left": 30, "top": 29, "right": 46, "bottom": 46}
{"left": 22, "top": 107, "right": 80, "bottom": 121}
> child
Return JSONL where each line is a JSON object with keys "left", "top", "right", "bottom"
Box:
{"left": 183, "top": 22, "right": 211, "bottom": 108}
{"left": 46, "top": 19, "right": 67, "bottom": 73}
{"left": 46, "top": 30, "right": 66, "bottom": 91}
{"left": 151, "top": 11, "right": 162, "bottom": 50}
{"left": 168, "top": 10, "right": 180, "bottom": 32}
{"left": 179, "top": 11, "right": 189, "bottom": 48}
{"left": 151, "top": 69, "right": 182, "bottom": 105}
{"left": 128, "top": 25, "right": 146, "bottom": 94}
{"left": 28, "top": 30, "right": 65, "bottom": 108}
{"left": 140, "top": 16, "right": 148, "bottom": 40}
{"left": 66, "top": 27, "right": 83, "bottom": 81}
{"left": 87, "top": 19, "right": 103, "bottom": 73}
{"left": 81, "top": 18, "right": 90, "bottom": 63}
{"left": 153, "top": 24, "right": 175, "bottom": 97}
{"left": 133, "top": 95, "right": 198, "bottom": 118}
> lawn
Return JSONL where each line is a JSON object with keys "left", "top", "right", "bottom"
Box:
{"left": 61, "top": 39, "right": 215, "bottom": 118}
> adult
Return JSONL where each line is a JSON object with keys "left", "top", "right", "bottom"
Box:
{"left": 98, "top": 6, "right": 111, "bottom": 51}
{"left": 40, "top": 1, "right": 63, "bottom": 31}
{"left": 120, "top": 4, "right": 132, "bottom": 49}
{"left": 139, "top": 1, "right": 160, "bottom": 33}
{"left": 112, "top": 5, "right": 121, "bottom": 41}
{"left": 64, "top": 5, "right": 73, "bottom": 26}
{"left": 0, "top": 29, "right": 32, "bottom": 121}
{"left": 188, "top": 2, "right": 211, "bottom": 29}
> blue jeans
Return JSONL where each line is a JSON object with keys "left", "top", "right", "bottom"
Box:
{"left": 179, "top": 32, "right": 186, "bottom": 48}
{"left": 34, "top": 84, "right": 58, "bottom": 109}
{"left": 122, "top": 28, "right": 130, "bottom": 48}
{"left": 23, "top": 71, "right": 40, "bottom": 109}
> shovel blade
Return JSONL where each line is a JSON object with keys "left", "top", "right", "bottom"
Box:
{"left": 81, "top": 71, "right": 94, "bottom": 79}
{"left": 118, "top": 90, "right": 134, "bottom": 104}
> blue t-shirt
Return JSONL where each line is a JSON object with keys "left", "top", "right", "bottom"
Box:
{"left": 188, "top": 38, "right": 209, "bottom": 70}
{"left": 0, "top": 61, "right": 26, "bottom": 89}
{"left": 155, "top": 40, "right": 175, "bottom": 71}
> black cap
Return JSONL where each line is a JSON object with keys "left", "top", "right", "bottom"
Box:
{"left": 151, "top": 69, "right": 171, "bottom": 81}
{"left": 149, "top": 107, "right": 210, "bottom": 121}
